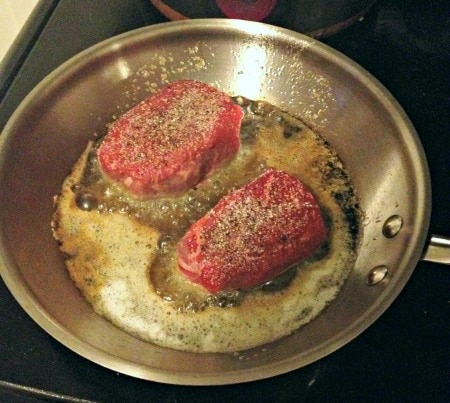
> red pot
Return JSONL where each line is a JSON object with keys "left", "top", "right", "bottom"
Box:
{"left": 150, "top": 0, "right": 377, "bottom": 37}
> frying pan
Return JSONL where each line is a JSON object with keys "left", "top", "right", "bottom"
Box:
{"left": 0, "top": 20, "right": 448, "bottom": 385}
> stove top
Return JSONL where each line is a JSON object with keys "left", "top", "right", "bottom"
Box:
{"left": 0, "top": 0, "right": 448, "bottom": 401}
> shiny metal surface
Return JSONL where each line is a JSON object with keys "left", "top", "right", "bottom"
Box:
{"left": 365, "top": 265, "right": 388, "bottom": 286}
{"left": 382, "top": 215, "right": 403, "bottom": 238}
{"left": 422, "top": 235, "right": 450, "bottom": 265}
{"left": 0, "top": 20, "right": 433, "bottom": 385}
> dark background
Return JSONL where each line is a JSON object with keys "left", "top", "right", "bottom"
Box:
{"left": 0, "top": 0, "right": 449, "bottom": 401}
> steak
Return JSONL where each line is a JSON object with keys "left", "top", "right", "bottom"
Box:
{"left": 98, "top": 80, "right": 243, "bottom": 198}
{"left": 177, "top": 169, "right": 328, "bottom": 293}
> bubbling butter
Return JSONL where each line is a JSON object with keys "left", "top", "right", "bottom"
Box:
{"left": 52, "top": 97, "right": 360, "bottom": 353}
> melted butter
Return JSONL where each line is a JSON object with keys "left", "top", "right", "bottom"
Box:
{"left": 74, "top": 97, "right": 360, "bottom": 312}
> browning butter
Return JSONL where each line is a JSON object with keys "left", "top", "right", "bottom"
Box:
{"left": 52, "top": 97, "right": 360, "bottom": 353}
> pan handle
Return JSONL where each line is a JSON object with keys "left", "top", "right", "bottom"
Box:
{"left": 421, "top": 235, "right": 450, "bottom": 265}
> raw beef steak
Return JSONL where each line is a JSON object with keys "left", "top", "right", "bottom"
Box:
{"left": 98, "top": 80, "right": 243, "bottom": 198}
{"left": 177, "top": 169, "right": 328, "bottom": 293}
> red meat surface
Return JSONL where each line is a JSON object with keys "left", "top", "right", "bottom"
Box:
{"left": 98, "top": 80, "right": 243, "bottom": 198}
{"left": 177, "top": 169, "right": 328, "bottom": 293}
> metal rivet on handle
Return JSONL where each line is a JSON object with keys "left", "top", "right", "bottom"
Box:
{"left": 366, "top": 265, "right": 388, "bottom": 286}
{"left": 382, "top": 215, "right": 403, "bottom": 238}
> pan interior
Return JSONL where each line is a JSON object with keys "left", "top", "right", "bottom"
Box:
{"left": 0, "top": 20, "right": 430, "bottom": 385}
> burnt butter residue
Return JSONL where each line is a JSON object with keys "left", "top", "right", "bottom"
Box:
{"left": 72, "top": 97, "right": 361, "bottom": 313}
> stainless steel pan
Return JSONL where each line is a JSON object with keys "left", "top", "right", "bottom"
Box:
{"left": 0, "top": 20, "right": 448, "bottom": 385}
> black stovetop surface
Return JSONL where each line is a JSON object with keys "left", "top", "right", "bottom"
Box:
{"left": 0, "top": 0, "right": 448, "bottom": 402}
